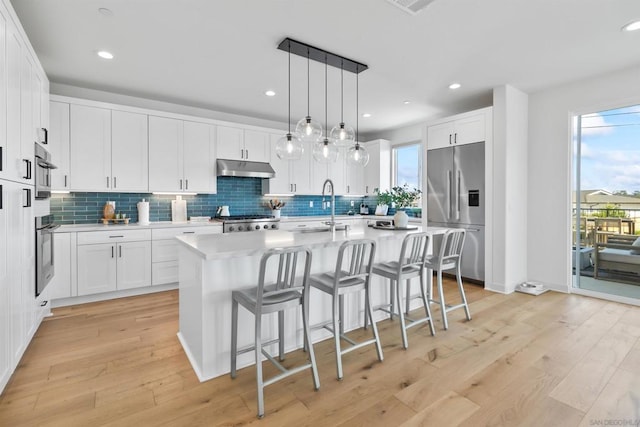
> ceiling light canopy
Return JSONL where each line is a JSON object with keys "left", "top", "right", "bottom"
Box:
{"left": 265, "top": 90, "right": 276, "bottom": 97}
{"left": 449, "top": 82, "right": 461, "bottom": 90}
{"left": 97, "top": 50, "right": 114, "bottom": 59}
{"left": 622, "top": 20, "right": 640, "bottom": 32}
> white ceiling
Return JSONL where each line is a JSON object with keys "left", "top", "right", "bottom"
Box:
{"left": 10, "top": 0, "right": 640, "bottom": 135}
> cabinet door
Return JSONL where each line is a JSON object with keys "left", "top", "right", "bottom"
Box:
{"left": 70, "top": 105, "right": 111, "bottom": 191}
{"left": 111, "top": 111, "right": 148, "bottom": 192}
{"left": 454, "top": 113, "right": 486, "bottom": 145}
{"left": 363, "top": 143, "right": 380, "bottom": 196}
{"left": 290, "top": 146, "right": 311, "bottom": 194}
{"left": 0, "top": 183, "right": 9, "bottom": 384}
{"left": 149, "top": 116, "right": 183, "bottom": 192}
{"left": 116, "top": 241, "right": 151, "bottom": 290}
{"left": 7, "top": 183, "right": 25, "bottom": 364}
{"left": 77, "top": 244, "right": 117, "bottom": 296}
{"left": 183, "top": 121, "right": 212, "bottom": 193}
{"left": 48, "top": 232, "right": 71, "bottom": 300}
{"left": 310, "top": 162, "right": 328, "bottom": 196}
{"left": 216, "top": 126, "right": 244, "bottom": 160}
{"left": 49, "top": 102, "right": 70, "bottom": 190}
{"left": 267, "top": 134, "right": 291, "bottom": 194}
{"left": 345, "top": 162, "right": 364, "bottom": 195}
{"left": 427, "top": 121, "right": 455, "bottom": 150}
{"left": 21, "top": 187, "right": 35, "bottom": 337}
{"left": 243, "top": 130, "right": 269, "bottom": 162}
{"left": 32, "top": 69, "right": 42, "bottom": 136}
{"left": 0, "top": 12, "right": 6, "bottom": 180}
{"left": 20, "top": 54, "right": 33, "bottom": 184}
{"left": 6, "top": 26, "right": 22, "bottom": 182}
{"left": 328, "top": 146, "right": 347, "bottom": 195}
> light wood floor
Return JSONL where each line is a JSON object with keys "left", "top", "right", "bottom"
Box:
{"left": 1, "top": 279, "right": 639, "bottom": 426}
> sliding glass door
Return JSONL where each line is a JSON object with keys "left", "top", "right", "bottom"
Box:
{"left": 573, "top": 104, "right": 640, "bottom": 300}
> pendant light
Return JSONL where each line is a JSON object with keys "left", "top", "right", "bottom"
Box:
{"left": 295, "top": 48, "right": 322, "bottom": 143}
{"left": 313, "top": 55, "right": 339, "bottom": 163}
{"left": 347, "top": 65, "right": 369, "bottom": 167}
{"left": 275, "top": 42, "right": 304, "bottom": 160}
{"left": 329, "top": 61, "right": 355, "bottom": 145}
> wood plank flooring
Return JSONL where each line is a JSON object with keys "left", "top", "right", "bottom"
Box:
{"left": 1, "top": 279, "right": 639, "bottom": 426}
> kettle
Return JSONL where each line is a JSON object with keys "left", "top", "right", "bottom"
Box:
{"left": 217, "top": 206, "right": 230, "bottom": 217}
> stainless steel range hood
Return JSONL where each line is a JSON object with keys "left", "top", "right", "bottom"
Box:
{"left": 216, "top": 159, "right": 276, "bottom": 179}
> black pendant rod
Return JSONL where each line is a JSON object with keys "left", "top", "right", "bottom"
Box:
{"left": 356, "top": 65, "right": 359, "bottom": 147}
{"left": 340, "top": 61, "right": 344, "bottom": 122}
{"left": 277, "top": 37, "right": 368, "bottom": 74}
{"left": 324, "top": 55, "right": 328, "bottom": 136}
{"left": 306, "top": 49, "right": 311, "bottom": 116}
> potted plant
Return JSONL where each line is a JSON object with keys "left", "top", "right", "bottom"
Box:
{"left": 390, "top": 185, "right": 421, "bottom": 227}
{"left": 374, "top": 188, "right": 393, "bottom": 215}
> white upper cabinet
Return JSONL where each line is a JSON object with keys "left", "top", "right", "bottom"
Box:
{"left": 69, "top": 105, "right": 112, "bottom": 191}
{"left": 49, "top": 102, "right": 70, "bottom": 190}
{"left": 111, "top": 111, "right": 148, "bottom": 192}
{"left": 363, "top": 139, "right": 391, "bottom": 196}
{"left": 427, "top": 110, "right": 487, "bottom": 150}
{"left": 149, "top": 116, "right": 215, "bottom": 194}
{"left": 265, "top": 134, "right": 311, "bottom": 195}
{"left": 183, "top": 120, "right": 215, "bottom": 193}
{"left": 217, "top": 126, "right": 269, "bottom": 162}
{"left": 0, "top": 11, "right": 6, "bottom": 180}
{"left": 69, "top": 106, "right": 148, "bottom": 192}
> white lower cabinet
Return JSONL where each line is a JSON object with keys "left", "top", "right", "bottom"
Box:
{"left": 76, "top": 229, "right": 152, "bottom": 296}
{"left": 48, "top": 232, "right": 72, "bottom": 300}
{"left": 151, "top": 226, "right": 222, "bottom": 285}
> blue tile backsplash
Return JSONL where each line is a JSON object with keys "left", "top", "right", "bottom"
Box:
{"left": 50, "top": 177, "right": 379, "bottom": 224}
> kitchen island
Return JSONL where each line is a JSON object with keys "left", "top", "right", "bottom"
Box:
{"left": 176, "top": 223, "right": 448, "bottom": 381}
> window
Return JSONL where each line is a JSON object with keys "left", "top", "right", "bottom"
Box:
{"left": 392, "top": 142, "right": 422, "bottom": 191}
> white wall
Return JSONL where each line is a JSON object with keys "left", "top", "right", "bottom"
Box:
{"left": 527, "top": 65, "right": 640, "bottom": 291}
{"left": 491, "top": 85, "right": 529, "bottom": 293}
{"left": 365, "top": 122, "right": 423, "bottom": 145}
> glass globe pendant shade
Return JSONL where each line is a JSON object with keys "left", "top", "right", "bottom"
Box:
{"left": 347, "top": 143, "right": 370, "bottom": 167}
{"left": 329, "top": 122, "right": 355, "bottom": 144}
{"left": 313, "top": 138, "right": 339, "bottom": 164}
{"left": 275, "top": 133, "right": 304, "bottom": 160}
{"left": 295, "top": 116, "right": 323, "bottom": 143}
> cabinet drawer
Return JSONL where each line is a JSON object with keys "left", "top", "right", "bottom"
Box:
{"left": 152, "top": 239, "right": 179, "bottom": 263}
{"left": 152, "top": 261, "right": 178, "bottom": 286}
{"left": 77, "top": 229, "right": 152, "bottom": 245}
{"left": 151, "top": 226, "right": 222, "bottom": 240}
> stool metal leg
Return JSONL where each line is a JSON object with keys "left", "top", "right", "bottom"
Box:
{"left": 302, "top": 291, "right": 320, "bottom": 390}
{"left": 405, "top": 279, "right": 411, "bottom": 315}
{"left": 339, "top": 295, "right": 345, "bottom": 336}
{"left": 278, "top": 310, "right": 285, "bottom": 361}
{"left": 366, "top": 285, "right": 384, "bottom": 362}
{"left": 437, "top": 269, "right": 448, "bottom": 330}
{"left": 255, "top": 315, "right": 265, "bottom": 418}
{"left": 389, "top": 280, "right": 395, "bottom": 320}
{"left": 395, "top": 277, "right": 409, "bottom": 349}
{"left": 230, "top": 298, "right": 239, "bottom": 378}
{"left": 419, "top": 268, "right": 436, "bottom": 336}
{"left": 333, "top": 295, "right": 343, "bottom": 380}
{"left": 456, "top": 264, "right": 472, "bottom": 321}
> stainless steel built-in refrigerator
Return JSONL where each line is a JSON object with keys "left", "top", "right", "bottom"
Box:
{"left": 427, "top": 142, "right": 485, "bottom": 282}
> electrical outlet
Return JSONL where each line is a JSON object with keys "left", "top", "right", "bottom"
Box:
{"left": 350, "top": 200, "right": 355, "bottom": 207}
{"left": 309, "top": 201, "right": 313, "bottom": 208}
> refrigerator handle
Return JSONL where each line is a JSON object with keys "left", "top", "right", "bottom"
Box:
{"left": 447, "top": 170, "right": 452, "bottom": 220}
{"left": 456, "top": 170, "right": 461, "bottom": 220}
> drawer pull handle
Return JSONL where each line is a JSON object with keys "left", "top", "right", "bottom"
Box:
{"left": 109, "top": 235, "right": 124, "bottom": 238}
{"left": 182, "top": 231, "right": 195, "bottom": 234}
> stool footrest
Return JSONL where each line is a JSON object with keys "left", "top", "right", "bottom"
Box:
{"left": 236, "top": 338, "right": 280, "bottom": 356}
{"left": 341, "top": 338, "right": 378, "bottom": 355}
{"left": 263, "top": 362, "right": 314, "bottom": 387}
{"left": 404, "top": 316, "right": 432, "bottom": 329}
{"left": 445, "top": 303, "right": 467, "bottom": 312}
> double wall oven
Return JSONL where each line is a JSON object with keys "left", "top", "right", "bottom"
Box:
{"left": 35, "top": 214, "right": 59, "bottom": 297}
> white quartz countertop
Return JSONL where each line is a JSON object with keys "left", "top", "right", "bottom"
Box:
{"left": 55, "top": 221, "right": 223, "bottom": 233}
{"left": 176, "top": 224, "right": 448, "bottom": 261}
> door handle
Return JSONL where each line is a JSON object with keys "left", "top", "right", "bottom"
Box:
{"left": 185, "top": 179, "right": 189, "bottom": 190}
{"left": 447, "top": 170, "right": 452, "bottom": 220}
{"left": 454, "top": 133, "right": 457, "bottom": 144}
{"left": 456, "top": 170, "right": 461, "bottom": 219}
{"left": 23, "top": 159, "right": 32, "bottom": 180}
{"left": 240, "top": 149, "right": 244, "bottom": 159}
{"left": 245, "top": 149, "right": 249, "bottom": 159}
{"left": 23, "top": 188, "right": 31, "bottom": 208}
{"left": 449, "top": 134, "right": 452, "bottom": 145}
{"left": 106, "top": 176, "right": 110, "bottom": 188}
{"left": 113, "top": 176, "right": 117, "bottom": 188}
{"left": 180, "top": 179, "right": 183, "bottom": 190}
{"left": 111, "top": 246, "right": 114, "bottom": 258}
{"left": 119, "top": 246, "right": 122, "bottom": 258}
{"left": 0, "top": 184, "right": 3, "bottom": 210}
{"left": 64, "top": 175, "right": 68, "bottom": 188}
{"left": 0, "top": 147, "right": 3, "bottom": 172}
{"left": 109, "top": 235, "right": 124, "bottom": 238}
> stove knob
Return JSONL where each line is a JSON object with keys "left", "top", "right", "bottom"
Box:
{"left": 255, "top": 225, "right": 260, "bottom": 230}
{"left": 263, "top": 224, "right": 268, "bottom": 229}
{"left": 237, "top": 225, "right": 244, "bottom": 231}
{"left": 228, "top": 226, "right": 234, "bottom": 232}
{"left": 271, "top": 224, "right": 277, "bottom": 229}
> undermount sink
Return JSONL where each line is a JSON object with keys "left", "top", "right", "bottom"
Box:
{"left": 290, "top": 224, "right": 347, "bottom": 233}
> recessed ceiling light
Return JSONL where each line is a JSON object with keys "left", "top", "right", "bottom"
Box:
{"left": 403, "top": 100, "right": 411, "bottom": 105}
{"left": 97, "top": 50, "right": 114, "bottom": 60}
{"left": 362, "top": 113, "right": 371, "bottom": 118}
{"left": 622, "top": 20, "right": 640, "bottom": 32}
{"left": 449, "top": 83, "right": 461, "bottom": 90}
{"left": 265, "top": 90, "right": 276, "bottom": 97}
{"left": 98, "top": 8, "right": 113, "bottom": 17}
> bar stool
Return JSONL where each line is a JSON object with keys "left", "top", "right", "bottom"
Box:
{"left": 369, "top": 232, "right": 435, "bottom": 349}
{"left": 425, "top": 229, "right": 471, "bottom": 330}
{"left": 309, "top": 239, "right": 383, "bottom": 380}
{"left": 230, "top": 246, "right": 319, "bottom": 418}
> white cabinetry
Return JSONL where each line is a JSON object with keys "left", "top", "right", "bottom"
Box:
{"left": 217, "top": 126, "right": 269, "bottom": 162}
{"left": 70, "top": 106, "right": 149, "bottom": 192}
{"left": 76, "top": 230, "right": 152, "bottom": 296}
{"left": 0, "top": 181, "right": 10, "bottom": 389}
{"left": 48, "top": 232, "right": 72, "bottom": 300}
{"left": 149, "top": 116, "right": 216, "bottom": 193}
{"left": 363, "top": 139, "right": 391, "bottom": 196}
{"left": 0, "top": 11, "right": 6, "bottom": 179}
{"left": 345, "top": 159, "right": 364, "bottom": 195}
{"left": 265, "top": 134, "right": 311, "bottom": 194}
{"left": 427, "top": 111, "right": 487, "bottom": 150}
{"left": 151, "top": 226, "right": 222, "bottom": 285}
{"left": 49, "top": 102, "right": 70, "bottom": 190}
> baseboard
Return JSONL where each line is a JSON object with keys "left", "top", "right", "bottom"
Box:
{"left": 51, "top": 283, "right": 178, "bottom": 308}
{"left": 177, "top": 332, "right": 208, "bottom": 382}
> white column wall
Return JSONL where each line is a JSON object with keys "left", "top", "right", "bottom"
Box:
{"left": 527, "top": 65, "right": 640, "bottom": 291}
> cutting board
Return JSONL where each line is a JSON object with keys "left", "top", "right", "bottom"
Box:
{"left": 171, "top": 199, "right": 187, "bottom": 223}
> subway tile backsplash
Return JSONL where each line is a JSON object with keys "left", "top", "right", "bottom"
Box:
{"left": 51, "top": 177, "right": 373, "bottom": 224}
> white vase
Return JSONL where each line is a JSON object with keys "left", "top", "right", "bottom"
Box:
{"left": 393, "top": 209, "right": 409, "bottom": 228}
{"left": 272, "top": 209, "right": 281, "bottom": 219}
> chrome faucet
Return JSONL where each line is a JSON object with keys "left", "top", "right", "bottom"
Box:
{"left": 322, "top": 178, "right": 336, "bottom": 230}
